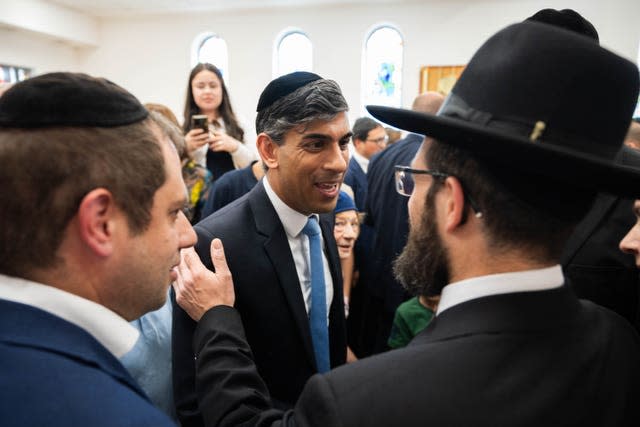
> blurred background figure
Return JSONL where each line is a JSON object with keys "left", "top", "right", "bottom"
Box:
{"left": 385, "top": 127, "right": 402, "bottom": 145}
{"left": 182, "top": 63, "right": 256, "bottom": 182}
{"left": 355, "top": 91, "right": 444, "bottom": 356}
{"left": 147, "top": 102, "right": 211, "bottom": 223}
{"left": 387, "top": 294, "right": 439, "bottom": 349}
{"left": 333, "top": 191, "right": 360, "bottom": 362}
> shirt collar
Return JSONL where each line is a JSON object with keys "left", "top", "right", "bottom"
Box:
{"left": 0, "top": 274, "right": 139, "bottom": 358}
{"left": 263, "top": 176, "right": 317, "bottom": 237}
{"left": 352, "top": 150, "right": 369, "bottom": 173}
{"left": 436, "top": 265, "right": 564, "bottom": 316}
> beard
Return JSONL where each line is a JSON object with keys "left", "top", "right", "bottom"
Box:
{"left": 393, "top": 187, "right": 450, "bottom": 297}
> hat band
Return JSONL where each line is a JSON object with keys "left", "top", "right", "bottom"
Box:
{"left": 437, "top": 93, "right": 619, "bottom": 160}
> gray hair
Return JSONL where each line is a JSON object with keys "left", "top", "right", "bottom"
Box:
{"left": 255, "top": 79, "right": 348, "bottom": 145}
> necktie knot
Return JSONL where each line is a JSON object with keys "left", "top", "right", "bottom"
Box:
{"left": 302, "top": 216, "right": 321, "bottom": 237}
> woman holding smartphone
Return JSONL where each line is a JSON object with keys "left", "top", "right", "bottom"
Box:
{"left": 183, "top": 63, "right": 255, "bottom": 179}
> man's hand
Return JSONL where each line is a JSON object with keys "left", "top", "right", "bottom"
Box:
{"left": 173, "top": 238, "right": 235, "bottom": 321}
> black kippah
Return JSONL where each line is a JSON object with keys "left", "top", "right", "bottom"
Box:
{"left": 256, "top": 71, "right": 322, "bottom": 112}
{"left": 0, "top": 72, "right": 148, "bottom": 128}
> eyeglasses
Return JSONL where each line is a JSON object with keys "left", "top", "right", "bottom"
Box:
{"left": 394, "top": 165, "right": 483, "bottom": 218}
{"left": 334, "top": 219, "right": 360, "bottom": 233}
{"left": 394, "top": 165, "right": 448, "bottom": 197}
{"left": 366, "top": 135, "right": 389, "bottom": 146}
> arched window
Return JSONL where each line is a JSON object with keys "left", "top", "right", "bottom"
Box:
{"left": 192, "top": 33, "right": 229, "bottom": 79}
{"left": 273, "top": 29, "right": 312, "bottom": 78}
{"left": 362, "top": 25, "right": 403, "bottom": 112}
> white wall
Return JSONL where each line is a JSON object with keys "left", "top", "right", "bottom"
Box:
{"left": 3, "top": 0, "right": 640, "bottom": 130}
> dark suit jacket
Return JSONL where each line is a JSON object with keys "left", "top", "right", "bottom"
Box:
{"left": 365, "top": 133, "right": 422, "bottom": 307}
{"left": 172, "top": 180, "right": 347, "bottom": 427}
{"left": 343, "top": 157, "right": 367, "bottom": 211}
{"left": 0, "top": 299, "right": 175, "bottom": 427}
{"left": 192, "top": 285, "right": 640, "bottom": 427}
{"left": 562, "top": 146, "right": 640, "bottom": 331}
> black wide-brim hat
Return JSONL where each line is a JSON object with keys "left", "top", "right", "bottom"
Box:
{"left": 367, "top": 22, "right": 640, "bottom": 199}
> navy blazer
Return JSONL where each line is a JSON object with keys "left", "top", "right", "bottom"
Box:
{"left": 172, "top": 180, "right": 347, "bottom": 427}
{"left": 0, "top": 299, "right": 174, "bottom": 427}
{"left": 192, "top": 285, "right": 640, "bottom": 426}
{"left": 365, "top": 133, "right": 422, "bottom": 307}
{"left": 344, "top": 157, "right": 367, "bottom": 211}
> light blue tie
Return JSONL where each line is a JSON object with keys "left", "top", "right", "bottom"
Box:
{"left": 301, "top": 216, "right": 330, "bottom": 373}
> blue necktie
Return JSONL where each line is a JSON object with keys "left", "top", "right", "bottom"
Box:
{"left": 301, "top": 216, "right": 330, "bottom": 373}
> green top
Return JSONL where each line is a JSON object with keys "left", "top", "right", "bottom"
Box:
{"left": 387, "top": 297, "right": 435, "bottom": 349}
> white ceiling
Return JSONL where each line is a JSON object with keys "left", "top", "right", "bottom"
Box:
{"left": 46, "top": 0, "right": 409, "bottom": 17}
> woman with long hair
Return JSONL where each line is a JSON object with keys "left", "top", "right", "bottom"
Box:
{"left": 183, "top": 63, "right": 255, "bottom": 179}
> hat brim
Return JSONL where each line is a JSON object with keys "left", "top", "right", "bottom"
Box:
{"left": 367, "top": 105, "right": 640, "bottom": 199}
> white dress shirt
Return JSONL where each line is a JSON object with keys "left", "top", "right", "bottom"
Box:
{"left": 263, "top": 177, "right": 334, "bottom": 318}
{"left": 0, "top": 273, "right": 139, "bottom": 357}
{"left": 436, "top": 265, "right": 564, "bottom": 316}
{"left": 352, "top": 150, "right": 370, "bottom": 174}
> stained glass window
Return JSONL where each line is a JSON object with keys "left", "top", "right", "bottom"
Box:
{"left": 362, "top": 25, "right": 403, "bottom": 112}
{"left": 274, "top": 29, "right": 312, "bottom": 77}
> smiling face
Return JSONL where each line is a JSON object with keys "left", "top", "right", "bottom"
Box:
{"left": 620, "top": 199, "right": 640, "bottom": 268}
{"left": 191, "top": 69, "right": 223, "bottom": 115}
{"left": 266, "top": 112, "right": 351, "bottom": 215}
{"left": 114, "top": 132, "right": 197, "bottom": 319}
{"left": 334, "top": 210, "right": 360, "bottom": 259}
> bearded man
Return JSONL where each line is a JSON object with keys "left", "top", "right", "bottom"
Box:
{"left": 174, "top": 21, "right": 640, "bottom": 426}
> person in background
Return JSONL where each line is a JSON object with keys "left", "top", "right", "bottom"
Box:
{"left": 200, "top": 159, "right": 264, "bottom": 218}
{"left": 387, "top": 294, "right": 439, "bottom": 349}
{"left": 385, "top": 127, "right": 402, "bottom": 145}
{"left": 354, "top": 91, "right": 444, "bottom": 357}
{"left": 182, "top": 63, "right": 256, "bottom": 181}
{"left": 147, "top": 102, "right": 211, "bottom": 223}
{"left": 0, "top": 72, "right": 195, "bottom": 426}
{"left": 333, "top": 191, "right": 360, "bottom": 317}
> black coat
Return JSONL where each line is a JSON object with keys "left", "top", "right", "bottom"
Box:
{"left": 193, "top": 285, "right": 640, "bottom": 426}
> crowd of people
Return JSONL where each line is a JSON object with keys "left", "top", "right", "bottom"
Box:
{"left": 1, "top": 8, "right": 640, "bottom": 427}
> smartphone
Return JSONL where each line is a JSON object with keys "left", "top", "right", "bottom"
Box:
{"left": 191, "top": 114, "right": 209, "bottom": 133}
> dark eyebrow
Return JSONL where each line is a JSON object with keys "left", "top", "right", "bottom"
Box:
{"left": 301, "top": 132, "right": 353, "bottom": 141}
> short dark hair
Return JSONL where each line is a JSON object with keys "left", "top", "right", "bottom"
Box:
{"left": 351, "top": 117, "right": 381, "bottom": 143}
{"left": 255, "top": 78, "right": 348, "bottom": 145}
{"left": 0, "top": 119, "right": 165, "bottom": 277}
{"left": 426, "top": 138, "right": 596, "bottom": 262}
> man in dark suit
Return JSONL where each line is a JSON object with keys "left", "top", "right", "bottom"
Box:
{"left": 175, "top": 22, "right": 640, "bottom": 426}
{"left": 344, "top": 117, "right": 386, "bottom": 210}
{"left": 0, "top": 73, "right": 195, "bottom": 426}
{"left": 172, "top": 72, "right": 349, "bottom": 426}
{"left": 357, "top": 91, "right": 444, "bottom": 355}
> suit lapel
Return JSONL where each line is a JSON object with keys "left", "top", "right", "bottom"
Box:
{"left": 248, "top": 182, "right": 317, "bottom": 367}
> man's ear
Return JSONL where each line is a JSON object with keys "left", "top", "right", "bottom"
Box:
{"left": 77, "top": 188, "right": 118, "bottom": 257}
{"left": 256, "top": 133, "right": 278, "bottom": 170}
{"left": 442, "top": 176, "right": 467, "bottom": 232}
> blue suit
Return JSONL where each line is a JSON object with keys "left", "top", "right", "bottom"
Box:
{"left": 344, "top": 158, "right": 367, "bottom": 210}
{"left": 0, "top": 299, "right": 175, "bottom": 427}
